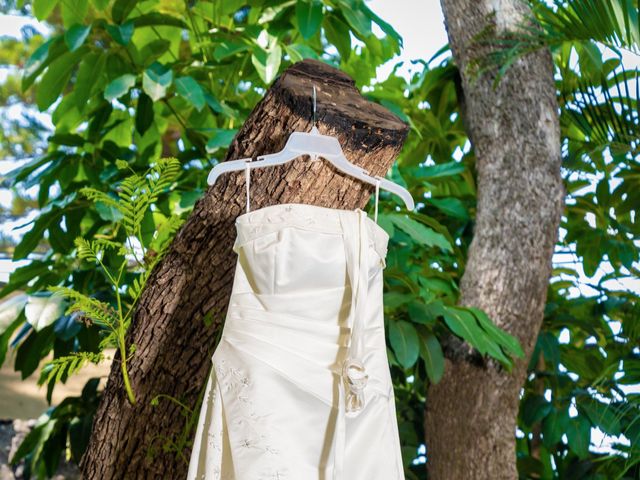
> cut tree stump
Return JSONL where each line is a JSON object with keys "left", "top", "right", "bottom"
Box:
{"left": 79, "top": 58, "right": 409, "bottom": 479}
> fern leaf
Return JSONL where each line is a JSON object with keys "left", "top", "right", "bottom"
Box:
{"left": 49, "top": 286, "right": 118, "bottom": 328}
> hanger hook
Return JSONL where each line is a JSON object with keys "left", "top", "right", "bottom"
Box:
{"left": 310, "top": 84, "right": 320, "bottom": 162}
{"left": 312, "top": 84, "right": 317, "bottom": 128}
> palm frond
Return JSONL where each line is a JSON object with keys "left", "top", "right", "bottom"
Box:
{"left": 468, "top": 0, "right": 639, "bottom": 85}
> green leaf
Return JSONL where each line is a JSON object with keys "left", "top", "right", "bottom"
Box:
{"left": 360, "top": 2, "right": 403, "bottom": 50}
{"left": 174, "top": 76, "right": 205, "bottom": 111}
{"left": 14, "top": 212, "right": 56, "bottom": 260}
{"left": 213, "top": 41, "right": 250, "bottom": 61}
{"left": 14, "top": 324, "right": 56, "bottom": 379}
{"left": 467, "top": 306, "right": 524, "bottom": 359}
{"left": 104, "top": 73, "right": 136, "bottom": 101}
{"left": 443, "top": 306, "right": 494, "bottom": 355}
{"left": 418, "top": 161, "right": 466, "bottom": 179}
{"left": 296, "top": 0, "right": 323, "bottom": 40}
{"left": 542, "top": 408, "right": 570, "bottom": 448}
{"left": 135, "top": 91, "right": 154, "bottom": 135}
{"left": 74, "top": 51, "right": 106, "bottom": 108}
{"left": 0, "top": 261, "right": 51, "bottom": 300}
{"left": 407, "top": 300, "right": 437, "bottom": 326}
{"left": 205, "top": 128, "right": 238, "bottom": 151}
{"left": 284, "top": 44, "right": 319, "bottom": 62}
{"left": 142, "top": 62, "right": 173, "bottom": 101}
{"left": 0, "top": 309, "right": 26, "bottom": 366}
{"left": 442, "top": 306, "right": 514, "bottom": 367}
{"left": 131, "top": 12, "right": 188, "bottom": 29}
{"left": 387, "top": 214, "right": 453, "bottom": 252}
{"left": 339, "top": 0, "right": 371, "bottom": 37}
{"left": 389, "top": 320, "right": 420, "bottom": 369}
{"left": 251, "top": 44, "right": 282, "bottom": 85}
{"left": 36, "top": 46, "right": 88, "bottom": 111}
{"left": 106, "top": 20, "right": 134, "bottom": 46}
{"left": 22, "top": 38, "right": 55, "bottom": 91}
{"left": 0, "top": 294, "right": 28, "bottom": 334}
{"left": 323, "top": 13, "right": 351, "bottom": 60}
{"left": 112, "top": 0, "right": 137, "bottom": 23}
{"left": 566, "top": 415, "right": 592, "bottom": 459}
{"left": 521, "top": 394, "right": 553, "bottom": 427}
{"left": 419, "top": 332, "right": 444, "bottom": 383}
{"left": 64, "top": 24, "right": 91, "bottom": 51}
{"left": 33, "top": 0, "right": 60, "bottom": 20}
{"left": 579, "top": 398, "right": 622, "bottom": 436}
{"left": 427, "top": 198, "right": 469, "bottom": 220}
{"left": 61, "top": 0, "right": 88, "bottom": 27}
{"left": 25, "top": 292, "right": 67, "bottom": 332}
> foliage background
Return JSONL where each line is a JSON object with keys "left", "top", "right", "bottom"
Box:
{"left": 0, "top": 0, "right": 638, "bottom": 478}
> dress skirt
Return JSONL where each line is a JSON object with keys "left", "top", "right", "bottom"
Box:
{"left": 186, "top": 203, "right": 404, "bottom": 479}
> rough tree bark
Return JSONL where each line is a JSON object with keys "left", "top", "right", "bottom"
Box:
{"left": 424, "top": 1, "right": 565, "bottom": 479}
{"left": 79, "top": 59, "right": 409, "bottom": 479}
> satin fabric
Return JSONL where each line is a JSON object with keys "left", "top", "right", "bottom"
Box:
{"left": 186, "top": 203, "right": 404, "bottom": 480}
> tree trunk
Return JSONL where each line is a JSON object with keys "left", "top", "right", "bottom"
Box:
{"left": 424, "top": 1, "right": 565, "bottom": 479}
{"left": 79, "top": 59, "right": 409, "bottom": 479}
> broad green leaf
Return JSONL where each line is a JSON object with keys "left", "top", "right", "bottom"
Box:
{"left": 36, "top": 46, "right": 89, "bottom": 111}
{"left": 388, "top": 214, "right": 452, "bottom": 252}
{"left": 33, "top": 0, "right": 59, "bottom": 20}
{"left": 284, "top": 44, "right": 320, "bottom": 62}
{"left": 520, "top": 394, "right": 553, "bottom": 427}
{"left": 339, "top": 0, "right": 371, "bottom": 37}
{"left": 175, "top": 76, "right": 205, "bottom": 111}
{"left": 131, "top": 12, "right": 188, "bottom": 29}
{"left": 579, "top": 398, "right": 622, "bottom": 436}
{"left": 135, "top": 91, "right": 154, "bottom": 135}
{"left": 0, "top": 310, "right": 26, "bottom": 366}
{"left": 427, "top": 197, "right": 469, "bottom": 220}
{"left": 251, "top": 44, "right": 282, "bottom": 85}
{"left": 142, "top": 62, "right": 172, "bottom": 101}
{"left": 442, "top": 306, "right": 512, "bottom": 367}
{"left": 106, "top": 21, "right": 134, "bottom": 46}
{"left": 407, "top": 300, "right": 437, "bottom": 325}
{"left": 64, "top": 25, "right": 91, "bottom": 51}
{"left": 22, "top": 38, "right": 56, "bottom": 91}
{"left": 419, "top": 332, "right": 444, "bottom": 383}
{"left": 296, "top": 0, "right": 323, "bottom": 40}
{"left": 213, "top": 41, "right": 250, "bottom": 61}
{"left": 360, "top": 2, "right": 403, "bottom": 50}
{"left": 0, "top": 261, "right": 51, "bottom": 300}
{"left": 0, "top": 294, "right": 28, "bottom": 334}
{"left": 60, "top": 0, "right": 88, "bottom": 27}
{"left": 112, "top": 0, "right": 137, "bottom": 23}
{"left": 442, "top": 306, "right": 492, "bottom": 354}
{"left": 104, "top": 73, "right": 136, "bottom": 101}
{"left": 323, "top": 13, "right": 351, "bottom": 60}
{"left": 383, "top": 292, "right": 414, "bottom": 309}
{"left": 468, "top": 306, "right": 524, "bottom": 358}
{"left": 418, "top": 161, "right": 466, "bottom": 179}
{"left": 74, "top": 52, "right": 106, "bottom": 108}
{"left": 25, "top": 293, "right": 67, "bottom": 331}
{"left": 14, "top": 211, "right": 58, "bottom": 260}
{"left": 205, "top": 129, "right": 238, "bottom": 151}
{"left": 566, "top": 416, "right": 592, "bottom": 459}
{"left": 542, "top": 408, "right": 570, "bottom": 448}
{"left": 389, "top": 320, "right": 420, "bottom": 369}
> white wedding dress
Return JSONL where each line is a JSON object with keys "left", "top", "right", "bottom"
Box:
{"left": 187, "top": 166, "right": 404, "bottom": 480}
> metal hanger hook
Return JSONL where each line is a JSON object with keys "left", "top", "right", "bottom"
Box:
{"left": 312, "top": 84, "right": 317, "bottom": 128}
{"left": 310, "top": 84, "right": 319, "bottom": 162}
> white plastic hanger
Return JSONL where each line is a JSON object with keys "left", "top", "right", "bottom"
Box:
{"left": 207, "top": 85, "right": 415, "bottom": 211}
